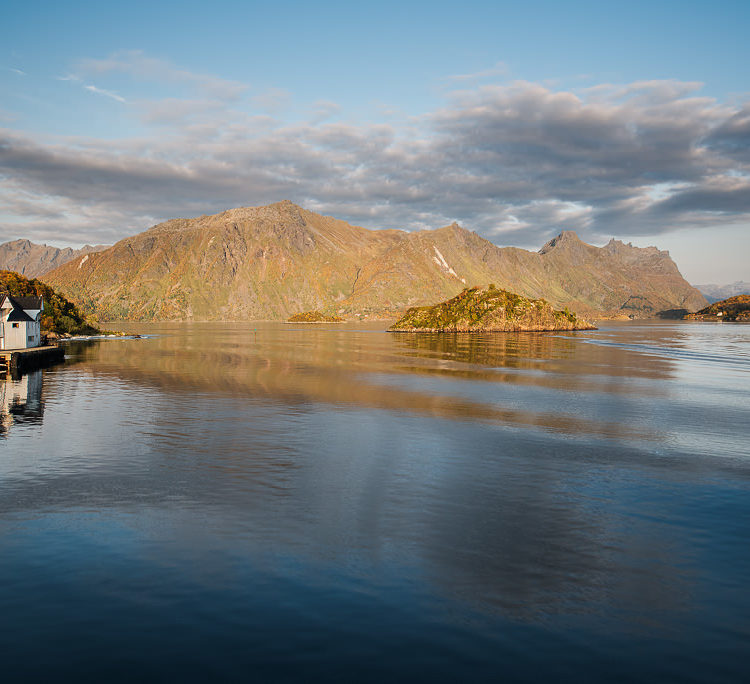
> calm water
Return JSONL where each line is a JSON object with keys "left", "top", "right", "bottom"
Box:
{"left": 1, "top": 321, "right": 749, "bottom": 682}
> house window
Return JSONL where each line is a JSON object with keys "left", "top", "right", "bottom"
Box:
{"left": 12, "top": 323, "right": 19, "bottom": 328}
{"left": 28, "top": 335, "right": 35, "bottom": 342}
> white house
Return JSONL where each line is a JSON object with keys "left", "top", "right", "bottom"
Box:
{"left": 0, "top": 295, "right": 44, "bottom": 350}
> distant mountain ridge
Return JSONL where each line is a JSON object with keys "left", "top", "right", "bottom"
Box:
{"left": 695, "top": 281, "right": 750, "bottom": 303}
{"left": 0, "top": 239, "right": 107, "bottom": 278}
{"left": 41, "top": 201, "right": 707, "bottom": 321}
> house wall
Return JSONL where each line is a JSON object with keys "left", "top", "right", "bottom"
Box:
{"left": 27, "top": 320, "right": 41, "bottom": 348}
{"left": 1, "top": 320, "right": 38, "bottom": 349}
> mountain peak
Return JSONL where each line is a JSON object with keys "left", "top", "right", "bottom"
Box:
{"left": 268, "top": 199, "right": 304, "bottom": 212}
{"left": 216, "top": 200, "right": 306, "bottom": 222}
{"left": 538, "top": 230, "right": 584, "bottom": 254}
{"left": 434, "top": 221, "right": 467, "bottom": 235}
{"left": 605, "top": 237, "right": 634, "bottom": 250}
{"left": 604, "top": 238, "right": 668, "bottom": 259}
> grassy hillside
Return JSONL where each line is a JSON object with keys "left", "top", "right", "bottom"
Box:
{"left": 0, "top": 270, "right": 99, "bottom": 335}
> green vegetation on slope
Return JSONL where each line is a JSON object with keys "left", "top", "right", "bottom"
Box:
{"left": 288, "top": 310, "right": 345, "bottom": 323}
{"left": 389, "top": 285, "right": 595, "bottom": 332}
{"left": 0, "top": 270, "right": 99, "bottom": 335}
{"left": 684, "top": 295, "right": 750, "bottom": 321}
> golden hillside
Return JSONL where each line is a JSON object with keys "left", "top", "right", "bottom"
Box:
{"left": 42, "top": 201, "right": 707, "bottom": 321}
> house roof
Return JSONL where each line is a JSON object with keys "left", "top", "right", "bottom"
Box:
{"left": 1, "top": 294, "right": 44, "bottom": 323}
{"left": 3, "top": 295, "right": 43, "bottom": 310}
{"left": 6, "top": 307, "right": 34, "bottom": 322}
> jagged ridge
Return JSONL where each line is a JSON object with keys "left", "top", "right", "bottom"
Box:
{"left": 0, "top": 240, "right": 107, "bottom": 278}
{"left": 40, "top": 201, "right": 707, "bottom": 321}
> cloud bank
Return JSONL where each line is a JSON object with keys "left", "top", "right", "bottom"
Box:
{"left": 1, "top": 59, "right": 749, "bottom": 249}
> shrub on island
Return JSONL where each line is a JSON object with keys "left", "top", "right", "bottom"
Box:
{"left": 287, "top": 310, "right": 345, "bottom": 323}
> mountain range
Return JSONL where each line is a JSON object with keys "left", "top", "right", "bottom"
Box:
{"left": 0, "top": 239, "right": 107, "bottom": 278}
{"left": 695, "top": 281, "right": 750, "bottom": 303}
{"left": 14, "top": 201, "right": 707, "bottom": 321}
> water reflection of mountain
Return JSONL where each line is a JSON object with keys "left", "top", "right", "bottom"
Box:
{"left": 0, "top": 370, "right": 43, "bottom": 437}
{"left": 61, "top": 324, "right": 670, "bottom": 442}
{"left": 0, "top": 326, "right": 714, "bottom": 628}
{"left": 394, "top": 330, "right": 673, "bottom": 381}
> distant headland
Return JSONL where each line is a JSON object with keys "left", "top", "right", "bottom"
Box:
{"left": 684, "top": 295, "right": 750, "bottom": 322}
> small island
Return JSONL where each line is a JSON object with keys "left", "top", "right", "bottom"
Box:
{"left": 287, "top": 310, "right": 346, "bottom": 323}
{"left": 388, "top": 285, "right": 596, "bottom": 332}
{"left": 684, "top": 295, "right": 750, "bottom": 321}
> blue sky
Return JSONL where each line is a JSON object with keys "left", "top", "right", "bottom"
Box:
{"left": 1, "top": 0, "right": 749, "bottom": 283}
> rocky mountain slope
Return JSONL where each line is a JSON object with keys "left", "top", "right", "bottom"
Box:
{"left": 42, "top": 201, "right": 707, "bottom": 321}
{"left": 389, "top": 285, "right": 596, "bottom": 332}
{"left": 0, "top": 239, "right": 107, "bottom": 278}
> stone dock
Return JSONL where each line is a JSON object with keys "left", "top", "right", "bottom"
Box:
{"left": 0, "top": 345, "right": 65, "bottom": 375}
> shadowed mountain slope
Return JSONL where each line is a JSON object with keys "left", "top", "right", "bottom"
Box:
{"left": 42, "top": 201, "right": 707, "bottom": 320}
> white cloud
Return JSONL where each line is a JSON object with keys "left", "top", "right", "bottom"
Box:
{"left": 250, "top": 88, "right": 292, "bottom": 114}
{"left": 75, "top": 50, "right": 248, "bottom": 101}
{"left": 1, "top": 76, "right": 749, "bottom": 252}
{"left": 84, "top": 85, "right": 126, "bottom": 103}
{"left": 58, "top": 73, "right": 127, "bottom": 104}
{"left": 446, "top": 62, "right": 509, "bottom": 83}
{"left": 309, "top": 100, "right": 341, "bottom": 124}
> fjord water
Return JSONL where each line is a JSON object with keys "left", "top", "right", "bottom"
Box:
{"left": 1, "top": 321, "right": 749, "bottom": 682}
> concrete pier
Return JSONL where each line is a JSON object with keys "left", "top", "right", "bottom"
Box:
{"left": 0, "top": 345, "right": 64, "bottom": 374}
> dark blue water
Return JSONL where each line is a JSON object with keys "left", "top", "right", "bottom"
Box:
{"left": 1, "top": 321, "right": 748, "bottom": 682}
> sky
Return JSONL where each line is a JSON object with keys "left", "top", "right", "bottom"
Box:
{"left": 1, "top": 0, "right": 749, "bottom": 284}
